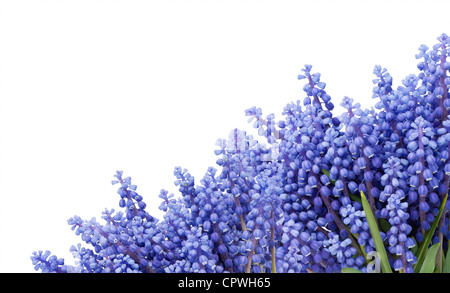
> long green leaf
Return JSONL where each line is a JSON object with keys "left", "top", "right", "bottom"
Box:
{"left": 360, "top": 191, "right": 392, "bottom": 273}
{"left": 410, "top": 236, "right": 418, "bottom": 255}
{"left": 341, "top": 267, "right": 363, "bottom": 273}
{"left": 443, "top": 250, "right": 450, "bottom": 273}
{"left": 419, "top": 243, "right": 440, "bottom": 273}
{"left": 349, "top": 191, "right": 362, "bottom": 204}
{"left": 414, "top": 194, "right": 448, "bottom": 272}
{"left": 378, "top": 218, "right": 391, "bottom": 233}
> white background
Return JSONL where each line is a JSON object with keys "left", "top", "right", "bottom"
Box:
{"left": 0, "top": 0, "right": 449, "bottom": 272}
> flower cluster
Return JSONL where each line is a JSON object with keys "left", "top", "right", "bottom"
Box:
{"left": 32, "top": 34, "right": 450, "bottom": 273}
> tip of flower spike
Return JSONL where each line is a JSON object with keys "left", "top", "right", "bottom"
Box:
{"left": 302, "top": 64, "right": 312, "bottom": 73}
{"left": 438, "top": 33, "right": 449, "bottom": 43}
{"left": 114, "top": 170, "right": 124, "bottom": 180}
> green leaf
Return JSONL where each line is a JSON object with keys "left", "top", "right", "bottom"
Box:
{"left": 414, "top": 194, "right": 448, "bottom": 273}
{"left": 378, "top": 218, "right": 391, "bottom": 233}
{"left": 360, "top": 191, "right": 392, "bottom": 273}
{"left": 443, "top": 250, "right": 450, "bottom": 273}
{"left": 410, "top": 236, "right": 418, "bottom": 255}
{"left": 349, "top": 191, "right": 362, "bottom": 204}
{"left": 341, "top": 267, "right": 363, "bottom": 273}
{"left": 419, "top": 243, "right": 440, "bottom": 273}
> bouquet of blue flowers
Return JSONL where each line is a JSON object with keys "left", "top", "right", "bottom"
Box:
{"left": 32, "top": 34, "right": 450, "bottom": 274}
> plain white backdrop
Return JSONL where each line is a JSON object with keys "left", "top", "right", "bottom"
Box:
{"left": 0, "top": 0, "right": 449, "bottom": 272}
